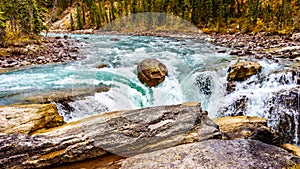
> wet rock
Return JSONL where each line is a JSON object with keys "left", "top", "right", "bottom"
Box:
{"left": 217, "top": 48, "right": 226, "bottom": 53}
{"left": 110, "top": 38, "right": 120, "bottom": 41}
{"left": 213, "top": 116, "right": 279, "bottom": 145}
{"left": 227, "top": 61, "right": 262, "bottom": 81}
{"left": 267, "top": 87, "right": 300, "bottom": 144}
{"left": 96, "top": 64, "right": 108, "bottom": 69}
{"left": 120, "top": 139, "right": 300, "bottom": 169}
{"left": 195, "top": 74, "right": 212, "bottom": 96}
{"left": 137, "top": 58, "right": 168, "bottom": 87}
{"left": 218, "top": 95, "right": 249, "bottom": 117}
{"left": 0, "top": 104, "right": 64, "bottom": 134}
{"left": 226, "top": 81, "right": 236, "bottom": 93}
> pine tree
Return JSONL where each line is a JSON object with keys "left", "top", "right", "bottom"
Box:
{"left": 81, "top": 0, "right": 86, "bottom": 27}
{"left": 0, "top": 11, "right": 6, "bottom": 41}
{"left": 76, "top": 0, "right": 83, "bottom": 29}
{"left": 191, "top": 0, "right": 201, "bottom": 26}
{"left": 18, "top": 0, "right": 31, "bottom": 34}
{"left": 70, "top": 13, "right": 75, "bottom": 31}
{"left": 31, "top": 0, "right": 45, "bottom": 34}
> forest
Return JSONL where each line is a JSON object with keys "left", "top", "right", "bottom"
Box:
{"left": 1, "top": 0, "right": 300, "bottom": 41}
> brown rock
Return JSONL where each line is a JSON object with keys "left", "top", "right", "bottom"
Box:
{"left": 227, "top": 61, "right": 262, "bottom": 81}
{"left": 51, "top": 153, "right": 125, "bottom": 169}
{"left": 137, "top": 58, "right": 168, "bottom": 87}
{"left": 120, "top": 139, "right": 300, "bottom": 169}
{"left": 96, "top": 64, "right": 108, "bottom": 69}
{"left": 0, "top": 104, "right": 64, "bottom": 134}
{"left": 281, "top": 144, "right": 300, "bottom": 157}
{"left": 213, "top": 116, "right": 279, "bottom": 145}
{"left": 110, "top": 38, "right": 120, "bottom": 41}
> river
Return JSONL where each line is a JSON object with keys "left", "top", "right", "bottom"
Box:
{"left": 0, "top": 33, "right": 298, "bottom": 143}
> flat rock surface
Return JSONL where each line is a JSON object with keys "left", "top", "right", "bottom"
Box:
{"left": 0, "top": 104, "right": 64, "bottom": 134}
{"left": 0, "top": 103, "right": 220, "bottom": 168}
{"left": 213, "top": 116, "right": 279, "bottom": 145}
{"left": 227, "top": 61, "right": 262, "bottom": 81}
{"left": 120, "top": 139, "right": 300, "bottom": 169}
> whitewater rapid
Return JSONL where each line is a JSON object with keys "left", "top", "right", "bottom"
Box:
{"left": 0, "top": 34, "right": 298, "bottom": 143}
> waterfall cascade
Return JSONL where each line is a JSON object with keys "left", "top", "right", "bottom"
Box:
{"left": 0, "top": 34, "right": 298, "bottom": 143}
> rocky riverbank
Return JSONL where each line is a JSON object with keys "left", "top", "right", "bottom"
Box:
{"left": 209, "top": 32, "right": 300, "bottom": 63}
{"left": 0, "top": 36, "right": 82, "bottom": 70}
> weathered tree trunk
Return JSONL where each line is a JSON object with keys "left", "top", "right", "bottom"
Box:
{"left": 0, "top": 102, "right": 221, "bottom": 169}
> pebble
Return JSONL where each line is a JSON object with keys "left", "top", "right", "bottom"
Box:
{"left": 217, "top": 49, "right": 226, "bottom": 53}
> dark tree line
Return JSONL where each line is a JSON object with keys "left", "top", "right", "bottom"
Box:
{"left": 60, "top": 0, "right": 300, "bottom": 33}
{"left": 0, "top": 0, "right": 300, "bottom": 42}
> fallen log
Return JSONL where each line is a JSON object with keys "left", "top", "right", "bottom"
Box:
{"left": 0, "top": 102, "right": 221, "bottom": 169}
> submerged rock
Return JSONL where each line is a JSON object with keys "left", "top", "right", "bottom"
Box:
{"left": 120, "top": 139, "right": 300, "bottom": 169}
{"left": 0, "top": 104, "right": 64, "bottom": 134}
{"left": 213, "top": 116, "right": 279, "bottom": 145}
{"left": 227, "top": 61, "right": 262, "bottom": 81}
{"left": 137, "top": 58, "right": 168, "bottom": 87}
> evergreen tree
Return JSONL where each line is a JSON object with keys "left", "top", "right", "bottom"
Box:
{"left": 0, "top": 11, "right": 6, "bottom": 41}
{"left": 191, "top": 0, "right": 201, "bottom": 26}
{"left": 81, "top": 0, "right": 86, "bottom": 27}
{"left": 70, "top": 13, "right": 75, "bottom": 31}
{"left": 31, "top": 0, "right": 45, "bottom": 34}
{"left": 18, "top": 0, "right": 31, "bottom": 34}
{"left": 76, "top": 0, "right": 83, "bottom": 29}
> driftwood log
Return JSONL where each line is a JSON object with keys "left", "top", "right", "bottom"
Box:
{"left": 0, "top": 102, "right": 221, "bottom": 169}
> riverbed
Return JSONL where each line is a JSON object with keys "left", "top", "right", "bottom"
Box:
{"left": 0, "top": 33, "right": 299, "bottom": 143}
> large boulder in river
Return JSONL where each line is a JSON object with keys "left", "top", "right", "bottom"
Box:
{"left": 0, "top": 104, "right": 64, "bottom": 134}
{"left": 213, "top": 116, "right": 279, "bottom": 145}
{"left": 227, "top": 61, "right": 262, "bottom": 81}
{"left": 137, "top": 58, "right": 168, "bottom": 87}
{"left": 120, "top": 139, "right": 300, "bottom": 169}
